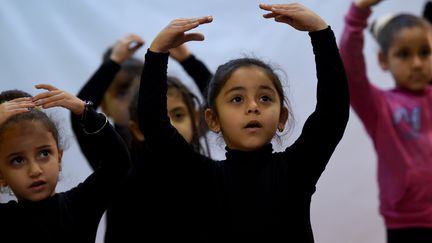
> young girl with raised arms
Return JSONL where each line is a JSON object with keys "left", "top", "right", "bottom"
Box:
{"left": 0, "top": 84, "right": 130, "bottom": 243}
{"left": 70, "top": 33, "right": 212, "bottom": 242}
{"left": 340, "top": 0, "right": 432, "bottom": 242}
{"left": 138, "top": 3, "right": 349, "bottom": 242}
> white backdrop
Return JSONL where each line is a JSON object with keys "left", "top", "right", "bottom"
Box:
{"left": 0, "top": 0, "right": 426, "bottom": 242}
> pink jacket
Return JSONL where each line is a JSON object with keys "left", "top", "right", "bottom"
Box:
{"left": 340, "top": 3, "right": 432, "bottom": 229}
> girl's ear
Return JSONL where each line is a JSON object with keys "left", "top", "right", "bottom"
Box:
{"left": 378, "top": 52, "right": 389, "bottom": 70}
{"left": 205, "top": 108, "right": 220, "bottom": 133}
{"left": 58, "top": 149, "right": 64, "bottom": 171}
{"left": 128, "top": 120, "right": 145, "bottom": 142}
{"left": 278, "top": 107, "right": 289, "bottom": 132}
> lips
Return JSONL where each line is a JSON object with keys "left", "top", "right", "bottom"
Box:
{"left": 30, "top": 180, "right": 46, "bottom": 189}
{"left": 244, "top": 120, "right": 262, "bottom": 129}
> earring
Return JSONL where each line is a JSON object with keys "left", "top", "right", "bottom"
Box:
{"left": 278, "top": 126, "right": 284, "bottom": 132}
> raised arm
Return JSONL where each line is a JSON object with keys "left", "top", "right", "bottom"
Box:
{"left": 77, "top": 33, "right": 144, "bottom": 107}
{"left": 170, "top": 44, "right": 213, "bottom": 94}
{"left": 138, "top": 16, "right": 212, "bottom": 151}
{"left": 71, "top": 34, "right": 144, "bottom": 169}
{"left": 33, "top": 84, "right": 130, "bottom": 205}
{"left": 339, "top": 0, "right": 385, "bottom": 127}
{"left": 261, "top": 3, "right": 349, "bottom": 184}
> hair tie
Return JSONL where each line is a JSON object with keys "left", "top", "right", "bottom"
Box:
{"left": 370, "top": 13, "right": 396, "bottom": 40}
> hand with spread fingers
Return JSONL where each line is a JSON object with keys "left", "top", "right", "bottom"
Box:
{"left": 149, "top": 16, "right": 213, "bottom": 53}
{"left": 32, "top": 84, "right": 85, "bottom": 115}
{"left": 0, "top": 97, "right": 35, "bottom": 124}
{"left": 260, "top": 3, "right": 328, "bottom": 32}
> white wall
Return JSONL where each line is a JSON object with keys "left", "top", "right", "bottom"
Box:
{"left": 0, "top": 0, "right": 426, "bottom": 242}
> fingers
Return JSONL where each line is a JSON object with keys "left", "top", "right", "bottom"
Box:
{"left": 184, "top": 33, "right": 205, "bottom": 42}
{"left": 262, "top": 12, "right": 279, "bottom": 19}
{"left": 260, "top": 3, "right": 299, "bottom": 19}
{"left": 259, "top": 3, "right": 327, "bottom": 31}
{"left": 35, "top": 83, "right": 58, "bottom": 92}
{"left": 110, "top": 33, "right": 145, "bottom": 63}
{"left": 33, "top": 91, "right": 65, "bottom": 108}
{"left": 4, "top": 98, "right": 35, "bottom": 110}
{"left": 128, "top": 40, "right": 144, "bottom": 51}
{"left": 124, "top": 33, "right": 145, "bottom": 50}
{"left": 172, "top": 16, "right": 213, "bottom": 32}
{"left": 150, "top": 16, "right": 212, "bottom": 53}
{"left": 7, "top": 97, "right": 32, "bottom": 103}
{"left": 0, "top": 98, "right": 35, "bottom": 124}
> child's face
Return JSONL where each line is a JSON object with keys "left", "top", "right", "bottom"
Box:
{"left": 381, "top": 26, "right": 432, "bottom": 92}
{"left": 0, "top": 120, "right": 62, "bottom": 201}
{"left": 167, "top": 87, "right": 194, "bottom": 143}
{"left": 210, "top": 66, "right": 287, "bottom": 151}
{"left": 102, "top": 72, "right": 140, "bottom": 126}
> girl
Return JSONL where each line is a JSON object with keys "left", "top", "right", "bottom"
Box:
{"left": 0, "top": 84, "right": 130, "bottom": 243}
{"left": 102, "top": 75, "right": 210, "bottom": 242}
{"left": 72, "top": 33, "right": 212, "bottom": 168}
{"left": 340, "top": 0, "right": 432, "bottom": 242}
{"left": 71, "top": 33, "right": 212, "bottom": 242}
{"left": 138, "top": 3, "right": 349, "bottom": 242}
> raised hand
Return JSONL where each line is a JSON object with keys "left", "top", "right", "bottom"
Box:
{"left": 110, "top": 33, "right": 145, "bottom": 63}
{"left": 149, "top": 16, "right": 213, "bottom": 53}
{"left": 32, "top": 84, "right": 85, "bottom": 115}
{"left": 354, "top": 0, "right": 382, "bottom": 9}
{"left": 170, "top": 43, "right": 191, "bottom": 62}
{"left": 0, "top": 97, "right": 35, "bottom": 124}
{"left": 260, "top": 3, "right": 327, "bottom": 32}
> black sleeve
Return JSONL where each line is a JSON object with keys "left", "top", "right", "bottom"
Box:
{"left": 66, "top": 108, "right": 130, "bottom": 217}
{"left": 138, "top": 50, "right": 207, "bottom": 167}
{"left": 285, "top": 26, "right": 350, "bottom": 186}
{"left": 179, "top": 54, "right": 213, "bottom": 95}
{"left": 138, "top": 51, "right": 177, "bottom": 149}
{"left": 423, "top": 1, "right": 432, "bottom": 23}
{"left": 71, "top": 60, "right": 121, "bottom": 170}
{"left": 76, "top": 60, "right": 121, "bottom": 107}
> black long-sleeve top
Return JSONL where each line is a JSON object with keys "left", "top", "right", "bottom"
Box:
{"left": 70, "top": 55, "right": 212, "bottom": 243}
{"left": 0, "top": 109, "right": 130, "bottom": 243}
{"left": 71, "top": 56, "right": 212, "bottom": 170}
{"left": 138, "top": 27, "right": 349, "bottom": 242}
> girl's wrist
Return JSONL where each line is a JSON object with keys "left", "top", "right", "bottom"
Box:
{"left": 78, "top": 100, "right": 93, "bottom": 120}
{"left": 149, "top": 42, "right": 169, "bottom": 53}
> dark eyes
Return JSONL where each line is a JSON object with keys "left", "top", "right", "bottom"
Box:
{"left": 9, "top": 149, "right": 51, "bottom": 167}
{"left": 39, "top": 149, "right": 51, "bottom": 158}
{"left": 10, "top": 157, "right": 24, "bottom": 166}
{"left": 230, "top": 96, "right": 272, "bottom": 103}
{"left": 231, "top": 97, "right": 243, "bottom": 103}
{"left": 260, "top": 96, "right": 272, "bottom": 102}
{"left": 396, "top": 48, "right": 431, "bottom": 59}
{"left": 170, "top": 110, "right": 186, "bottom": 122}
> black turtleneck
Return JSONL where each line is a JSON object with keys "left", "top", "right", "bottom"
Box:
{"left": 138, "top": 26, "right": 349, "bottom": 243}
{"left": 0, "top": 109, "right": 130, "bottom": 243}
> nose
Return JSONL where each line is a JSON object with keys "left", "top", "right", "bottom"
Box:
{"left": 28, "top": 161, "right": 42, "bottom": 178}
{"left": 247, "top": 100, "right": 260, "bottom": 114}
{"left": 412, "top": 55, "right": 423, "bottom": 69}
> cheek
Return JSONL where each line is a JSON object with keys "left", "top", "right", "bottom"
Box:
{"left": 175, "top": 124, "right": 192, "bottom": 143}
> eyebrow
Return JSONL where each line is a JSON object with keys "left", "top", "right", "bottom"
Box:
{"left": 224, "top": 85, "right": 276, "bottom": 96}
{"left": 169, "top": 106, "right": 187, "bottom": 113}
